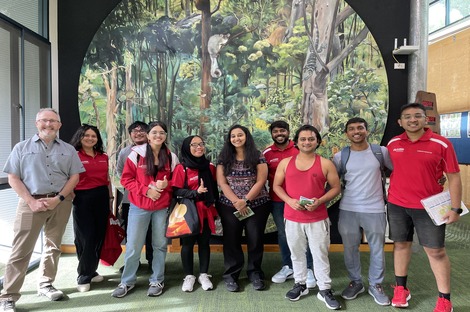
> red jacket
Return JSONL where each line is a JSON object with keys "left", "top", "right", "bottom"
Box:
{"left": 121, "top": 144, "right": 179, "bottom": 210}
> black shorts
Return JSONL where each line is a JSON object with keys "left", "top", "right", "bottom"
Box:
{"left": 387, "top": 202, "right": 445, "bottom": 248}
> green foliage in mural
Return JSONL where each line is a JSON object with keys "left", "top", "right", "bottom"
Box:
{"left": 78, "top": 0, "right": 389, "bottom": 175}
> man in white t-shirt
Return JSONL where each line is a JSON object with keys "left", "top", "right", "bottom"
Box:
{"left": 332, "top": 117, "right": 393, "bottom": 306}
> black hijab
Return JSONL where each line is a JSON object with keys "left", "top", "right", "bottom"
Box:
{"left": 180, "top": 136, "right": 218, "bottom": 206}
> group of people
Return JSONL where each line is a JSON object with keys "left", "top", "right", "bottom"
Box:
{"left": 0, "top": 103, "right": 463, "bottom": 312}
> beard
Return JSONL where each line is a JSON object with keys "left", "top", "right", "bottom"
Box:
{"left": 273, "top": 135, "right": 288, "bottom": 145}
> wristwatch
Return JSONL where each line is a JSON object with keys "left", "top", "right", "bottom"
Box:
{"left": 451, "top": 207, "right": 463, "bottom": 214}
{"left": 244, "top": 198, "right": 252, "bottom": 206}
{"left": 58, "top": 194, "right": 65, "bottom": 201}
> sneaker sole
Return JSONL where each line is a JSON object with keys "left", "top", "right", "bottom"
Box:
{"left": 91, "top": 275, "right": 104, "bottom": 283}
{"left": 77, "top": 284, "right": 91, "bottom": 292}
{"left": 341, "top": 286, "right": 365, "bottom": 300}
{"left": 286, "top": 289, "right": 309, "bottom": 301}
{"left": 112, "top": 285, "right": 135, "bottom": 298}
{"left": 272, "top": 272, "right": 294, "bottom": 283}
{"left": 391, "top": 294, "right": 411, "bottom": 308}
{"left": 317, "top": 292, "right": 341, "bottom": 310}
{"left": 37, "top": 291, "right": 64, "bottom": 301}
{"left": 368, "top": 289, "right": 391, "bottom": 306}
{"left": 148, "top": 290, "right": 163, "bottom": 297}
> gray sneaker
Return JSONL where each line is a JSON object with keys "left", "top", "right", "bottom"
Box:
{"left": 37, "top": 285, "right": 64, "bottom": 301}
{"left": 147, "top": 282, "right": 164, "bottom": 297}
{"left": 0, "top": 300, "right": 16, "bottom": 312}
{"left": 368, "top": 284, "right": 390, "bottom": 306}
{"left": 317, "top": 289, "right": 341, "bottom": 310}
{"left": 341, "top": 281, "right": 365, "bottom": 300}
{"left": 111, "top": 284, "right": 135, "bottom": 298}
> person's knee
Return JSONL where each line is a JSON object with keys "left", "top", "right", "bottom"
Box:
{"left": 393, "top": 241, "right": 411, "bottom": 252}
{"left": 424, "top": 247, "right": 447, "bottom": 261}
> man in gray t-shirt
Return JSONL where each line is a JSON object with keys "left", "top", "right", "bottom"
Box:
{"left": 1, "top": 108, "right": 85, "bottom": 310}
{"left": 332, "top": 117, "right": 393, "bottom": 306}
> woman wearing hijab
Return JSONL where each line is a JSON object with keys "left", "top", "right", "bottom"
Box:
{"left": 172, "top": 135, "right": 219, "bottom": 292}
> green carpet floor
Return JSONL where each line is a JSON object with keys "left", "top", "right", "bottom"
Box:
{"left": 10, "top": 230, "right": 470, "bottom": 312}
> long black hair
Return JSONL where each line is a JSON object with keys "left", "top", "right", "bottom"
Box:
{"left": 145, "top": 121, "right": 171, "bottom": 177}
{"left": 218, "top": 124, "right": 260, "bottom": 176}
{"left": 69, "top": 124, "right": 104, "bottom": 153}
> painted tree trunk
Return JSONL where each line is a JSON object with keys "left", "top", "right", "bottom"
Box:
{"left": 195, "top": 0, "right": 212, "bottom": 135}
{"left": 103, "top": 66, "right": 118, "bottom": 171}
{"left": 301, "top": 0, "right": 338, "bottom": 132}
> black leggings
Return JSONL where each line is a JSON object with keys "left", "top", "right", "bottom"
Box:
{"left": 180, "top": 219, "right": 212, "bottom": 275}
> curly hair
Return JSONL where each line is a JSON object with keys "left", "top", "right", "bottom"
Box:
{"left": 69, "top": 124, "right": 104, "bottom": 153}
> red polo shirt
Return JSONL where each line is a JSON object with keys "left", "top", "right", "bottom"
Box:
{"left": 75, "top": 150, "right": 110, "bottom": 190}
{"left": 387, "top": 128, "right": 459, "bottom": 209}
{"left": 263, "top": 140, "right": 299, "bottom": 202}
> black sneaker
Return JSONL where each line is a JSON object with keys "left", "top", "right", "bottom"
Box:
{"left": 285, "top": 283, "right": 309, "bottom": 301}
{"left": 317, "top": 289, "right": 341, "bottom": 310}
{"left": 225, "top": 281, "right": 240, "bottom": 292}
{"left": 252, "top": 278, "right": 266, "bottom": 291}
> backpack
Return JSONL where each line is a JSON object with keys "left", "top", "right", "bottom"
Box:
{"left": 337, "top": 144, "right": 387, "bottom": 203}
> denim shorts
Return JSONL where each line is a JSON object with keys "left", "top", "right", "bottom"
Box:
{"left": 387, "top": 202, "right": 445, "bottom": 248}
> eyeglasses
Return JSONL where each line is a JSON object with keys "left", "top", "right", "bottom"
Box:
{"left": 190, "top": 142, "right": 205, "bottom": 148}
{"left": 37, "top": 119, "right": 60, "bottom": 124}
{"left": 149, "top": 131, "right": 167, "bottom": 136}
{"left": 131, "top": 129, "right": 146, "bottom": 134}
{"left": 401, "top": 114, "right": 426, "bottom": 120}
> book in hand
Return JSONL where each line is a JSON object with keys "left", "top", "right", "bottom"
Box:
{"left": 420, "top": 190, "right": 468, "bottom": 226}
{"left": 299, "top": 196, "right": 315, "bottom": 206}
{"left": 233, "top": 206, "right": 255, "bottom": 221}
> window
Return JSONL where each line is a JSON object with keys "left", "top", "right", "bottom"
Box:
{"left": 429, "top": 0, "right": 470, "bottom": 33}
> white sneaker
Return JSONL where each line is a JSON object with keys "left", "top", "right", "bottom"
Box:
{"left": 182, "top": 275, "right": 196, "bottom": 292}
{"left": 271, "top": 265, "right": 294, "bottom": 283}
{"left": 91, "top": 273, "right": 104, "bottom": 283}
{"left": 77, "top": 283, "right": 90, "bottom": 292}
{"left": 198, "top": 273, "right": 213, "bottom": 291}
{"left": 306, "top": 269, "right": 317, "bottom": 288}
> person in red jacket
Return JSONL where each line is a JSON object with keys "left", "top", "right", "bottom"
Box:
{"left": 172, "top": 135, "right": 219, "bottom": 292}
{"left": 70, "top": 124, "right": 112, "bottom": 292}
{"left": 112, "top": 121, "right": 179, "bottom": 298}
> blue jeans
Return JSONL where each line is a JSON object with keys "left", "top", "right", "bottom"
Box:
{"left": 271, "top": 201, "right": 313, "bottom": 269}
{"left": 338, "top": 210, "right": 386, "bottom": 285}
{"left": 121, "top": 204, "right": 168, "bottom": 286}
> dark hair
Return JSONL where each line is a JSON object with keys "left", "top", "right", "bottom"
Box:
{"left": 293, "top": 125, "right": 322, "bottom": 147}
{"left": 145, "top": 121, "right": 171, "bottom": 176}
{"left": 269, "top": 120, "right": 290, "bottom": 133}
{"left": 218, "top": 124, "right": 260, "bottom": 176}
{"left": 400, "top": 103, "right": 426, "bottom": 115}
{"left": 128, "top": 121, "right": 148, "bottom": 134}
{"left": 344, "top": 117, "right": 368, "bottom": 133}
{"left": 70, "top": 124, "right": 104, "bottom": 153}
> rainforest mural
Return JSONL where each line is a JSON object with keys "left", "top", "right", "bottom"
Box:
{"left": 78, "top": 0, "right": 388, "bottom": 180}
